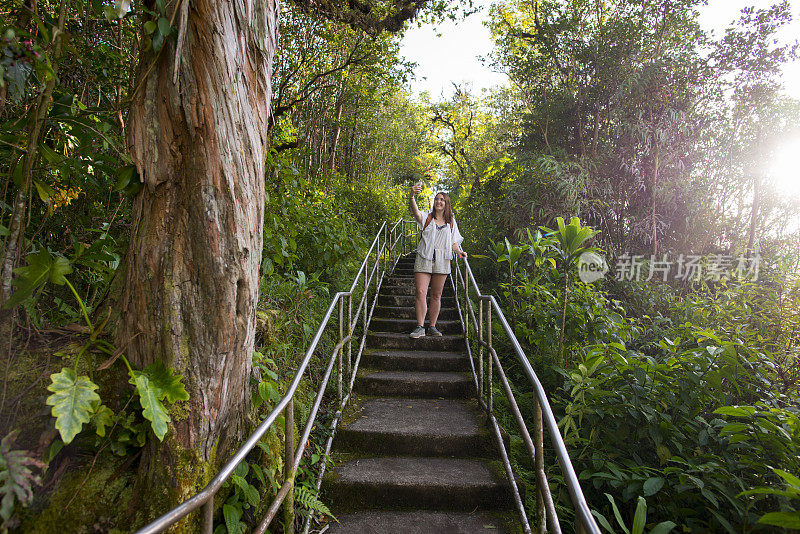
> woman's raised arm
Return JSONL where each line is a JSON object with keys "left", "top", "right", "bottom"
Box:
{"left": 409, "top": 183, "right": 424, "bottom": 225}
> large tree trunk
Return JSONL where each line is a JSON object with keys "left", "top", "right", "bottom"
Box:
{"left": 118, "top": 0, "right": 279, "bottom": 514}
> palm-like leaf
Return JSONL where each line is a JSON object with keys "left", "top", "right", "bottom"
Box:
{"left": 3, "top": 249, "right": 73, "bottom": 309}
{"left": 131, "top": 374, "right": 170, "bottom": 441}
{"left": 141, "top": 362, "right": 189, "bottom": 403}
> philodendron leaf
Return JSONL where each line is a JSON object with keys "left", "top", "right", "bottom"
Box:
{"left": 3, "top": 249, "right": 72, "bottom": 309}
{"left": 141, "top": 362, "right": 189, "bottom": 403}
{"left": 91, "top": 404, "right": 115, "bottom": 437}
{"left": 131, "top": 374, "right": 170, "bottom": 441}
{"left": 46, "top": 368, "right": 100, "bottom": 444}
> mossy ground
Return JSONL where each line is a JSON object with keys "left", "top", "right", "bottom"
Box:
{"left": 19, "top": 459, "right": 134, "bottom": 533}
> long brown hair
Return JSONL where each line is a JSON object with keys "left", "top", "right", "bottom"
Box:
{"left": 432, "top": 192, "right": 453, "bottom": 226}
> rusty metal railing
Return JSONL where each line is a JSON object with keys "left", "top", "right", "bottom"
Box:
{"left": 449, "top": 253, "right": 601, "bottom": 534}
{"left": 136, "top": 219, "right": 413, "bottom": 534}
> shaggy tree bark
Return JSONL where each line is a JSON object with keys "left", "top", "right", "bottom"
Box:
{"left": 116, "top": 0, "right": 423, "bottom": 520}
{"left": 118, "top": 0, "right": 279, "bottom": 510}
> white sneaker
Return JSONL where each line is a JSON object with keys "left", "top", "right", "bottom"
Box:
{"left": 409, "top": 326, "right": 426, "bottom": 339}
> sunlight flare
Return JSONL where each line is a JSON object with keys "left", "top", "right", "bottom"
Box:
{"left": 769, "top": 137, "right": 800, "bottom": 198}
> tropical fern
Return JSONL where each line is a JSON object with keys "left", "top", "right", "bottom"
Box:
{"left": 294, "top": 484, "right": 335, "bottom": 520}
{"left": 0, "top": 431, "right": 45, "bottom": 524}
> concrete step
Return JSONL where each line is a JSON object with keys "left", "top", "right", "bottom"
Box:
{"left": 354, "top": 370, "right": 473, "bottom": 398}
{"left": 372, "top": 306, "right": 459, "bottom": 321}
{"left": 367, "top": 331, "right": 465, "bottom": 351}
{"left": 336, "top": 398, "right": 495, "bottom": 457}
{"left": 382, "top": 276, "right": 452, "bottom": 288}
{"left": 325, "top": 510, "right": 520, "bottom": 533}
{"left": 380, "top": 294, "right": 457, "bottom": 307}
{"left": 361, "top": 349, "right": 469, "bottom": 372}
{"left": 393, "top": 268, "right": 423, "bottom": 276}
{"left": 369, "top": 318, "right": 461, "bottom": 335}
{"left": 380, "top": 284, "right": 454, "bottom": 297}
{"left": 324, "top": 456, "right": 513, "bottom": 511}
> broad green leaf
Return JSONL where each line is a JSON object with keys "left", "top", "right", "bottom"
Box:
{"left": 649, "top": 521, "right": 676, "bottom": 534}
{"left": 245, "top": 483, "right": 259, "bottom": 506}
{"left": 643, "top": 477, "right": 664, "bottom": 496}
{"left": 113, "top": 166, "right": 137, "bottom": 192}
{"left": 231, "top": 474, "right": 249, "bottom": 493}
{"left": 152, "top": 32, "right": 164, "bottom": 52}
{"left": 223, "top": 503, "right": 241, "bottom": 534}
{"left": 4, "top": 250, "right": 72, "bottom": 309}
{"left": 46, "top": 368, "right": 100, "bottom": 444}
{"left": 739, "top": 488, "right": 799, "bottom": 498}
{"left": 33, "top": 179, "right": 55, "bottom": 204}
{"left": 259, "top": 382, "right": 281, "bottom": 403}
{"left": 0, "top": 224, "right": 8, "bottom": 236}
{"left": 774, "top": 469, "right": 800, "bottom": 490}
{"left": 158, "top": 17, "right": 171, "bottom": 36}
{"left": 132, "top": 374, "right": 170, "bottom": 441}
{"left": 38, "top": 143, "right": 61, "bottom": 165}
{"left": 144, "top": 20, "right": 157, "bottom": 34}
{"left": 141, "top": 361, "right": 189, "bottom": 403}
{"left": 49, "top": 256, "right": 72, "bottom": 286}
{"left": 758, "top": 511, "right": 800, "bottom": 529}
{"left": 91, "top": 404, "right": 115, "bottom": 437}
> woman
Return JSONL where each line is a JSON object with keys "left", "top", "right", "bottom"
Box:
{"left": 408, "top": 183, "right": 468, "bottom": 338}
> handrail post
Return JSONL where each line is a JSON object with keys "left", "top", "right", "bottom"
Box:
{"left": 363, "top": 261, "right": 368, "bottom": 329}
{"left": 338, "top": 298, "right": 344, "bottom": 403}
{"left": 454, "top": 258, "right": 459, "bottom": 317}
{"left": 461, "top": 261, "right": 468, "bottom": 355}
{"left": 283, "top": 398, "right": 295, "bottom": 534}
{"left": 347, "top": 294, "right": 352, "bottom": 378}
{"left": 535, "top": 399, "right": 546, "bottom": 533}
{"left": 203, "top": 496, "right": 213, "bottom": 534}
{"left": 487, "top": 306, "right": 493, "bottom": 414}
{"left": 478, "top": 299, "right": 484, "bottom": 401}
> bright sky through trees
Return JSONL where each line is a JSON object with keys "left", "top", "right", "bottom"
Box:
{"left": 771, "top": 136, "right": 800, "bottom": 198}
{"left": 400, "top": 0, "right": 800, "bottom": 99}
{"left": 400, "top": 0, "right": 800, "bottom": 198}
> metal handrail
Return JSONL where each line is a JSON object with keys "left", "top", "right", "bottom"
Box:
{"left": 445, "top": 245, "right": 601, "bottom": 533}
{"left": 136, "top": 219, "right": 412, "bottom": 534}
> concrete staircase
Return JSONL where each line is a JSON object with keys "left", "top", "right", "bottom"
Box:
{"left": 323, "top": 255, "right": 520, "bottom": 533}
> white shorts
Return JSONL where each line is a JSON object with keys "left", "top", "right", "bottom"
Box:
{"left": 414, "top": 249, "right": 451, "bottom": 274}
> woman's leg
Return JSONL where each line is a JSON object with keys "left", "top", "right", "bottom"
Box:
{"left": 414, "top": 272, "right": 431, "bottom": 327}
{"left": 428, "top": 273, "right": 447, "bottom": 327}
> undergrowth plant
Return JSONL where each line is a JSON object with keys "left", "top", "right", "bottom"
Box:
{"left": 484, "top": 225, "right": 800, "bottom": 532}
{"left": 3, "top": 249, "right": 189, "bottom": 452}
{"left": 0, "top": 431, "right": 44, "bottom": 531}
